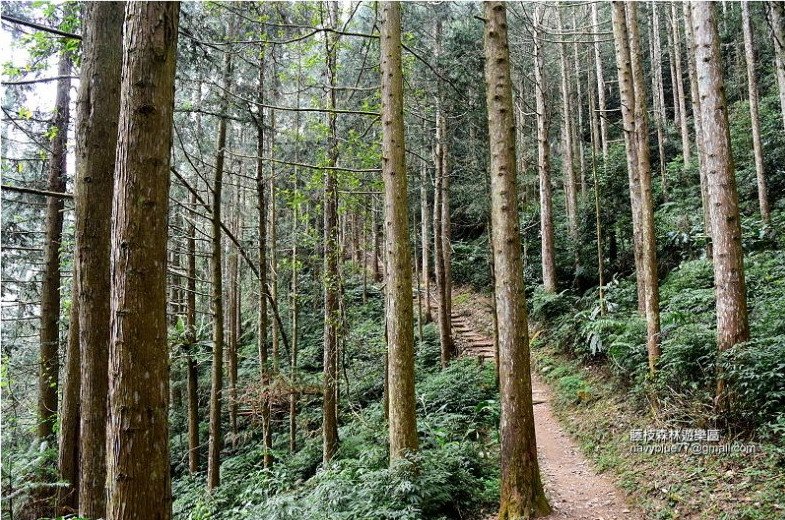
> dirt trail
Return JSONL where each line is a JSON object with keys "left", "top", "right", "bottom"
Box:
{"left": 426, "top": 289, "right": 642, "bottom": 519}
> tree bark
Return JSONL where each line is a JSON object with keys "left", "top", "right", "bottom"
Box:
{"left": 433, "top": 19, "right": 452, "bottom": 368}
{"left": 106, "top": 3, "right": 179, "bottom": 518}
{"left": 483, "top": 4, "right": 551, "bottom": 518}
{"left": 534, "top": 5, "right": 557, "bottom": 293}
{"left": 38, "top": 53, "right": 70, "bottom": 443}
{"left": 380, "top": 1, "right": 419, "bottom": 462}
{"left": 671, "top": 3, "right": 691, "bottom": 165}
{"left": 186, "top": 189, "right": 199, "bottom": 474}
{"left": 557, "top": 6, "right": 578, "bottom": 242}
{"left": 57, "top": 267, "right": 80, "bottom": 515}
{"left": 591, "top": 3, "right": 609, "bottom": 160}
{"left": 227, "top": 185, "right": 239, "bottom": 445}
{"left": 208, "top": 37, "right": 232, "bottom": 490}
{"left": 256, "top": 48, "right": 273, "bottom": 468}
{"left": 322, "top": 0, "right": 341, "bottom": 464}
{"left": 626, "top": 2, "right": 661, "bottom": 375}
{"left": 741, "top": 1, "right": 771, "bottom": 223}
{"left": 692, "top": 1, "right": 750, "bottom": 405}
{"left": 440, "top": 116, "right": 453, "bottom": 358}
{"left": 420, "top": 156, "right": 432, "bottom": 322}
{"left": 768, "top": 1, "right": 785, "bottom": 131}
{"left": 683, "top": 2, "right": 713, "bottom": 257}
{"left": 73, "top": 3, "right": 125, "bottom": 514}
{"left": 650, "top": 2, "right": 668, "bottom": 193}
{"left": 611, "top": 2, "right": 646, "bottom": 315}
{"left": 571, "top": 11, "right": 586, "bottom": 191}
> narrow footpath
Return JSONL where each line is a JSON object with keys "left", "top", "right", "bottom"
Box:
{"left": 423, "top": 290, "right": 642, "bottom": 519}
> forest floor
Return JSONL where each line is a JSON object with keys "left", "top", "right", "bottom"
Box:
{"left": 445, "top": 286, "right": 784, "bottom": 520}
{"left": 439, "top": 289, "right": 642, "bottom": 519}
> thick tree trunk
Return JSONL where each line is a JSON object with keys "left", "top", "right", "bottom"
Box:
{"left": 322, "top": 1, "right": 341, "bottom": 463}
{"left": 692, "top": 1, "right": 750, "bottom": 405}
{"left": 38, "top": 53, "right": 70, "bottom": 443}
{"left": 611, "top": 2, "right": 646, "bottom": 316}
{"left": 742, "top": 1, "right": 771, "bottom": 223}
{"left": 380, "top": 1, "right": 419, "bottom": 462}
{"left": 483, "top": 4, "right": 551, "bottom": 518}
{"left": 61, "top": 5, "right": 124, "bottom": 515}
{"left": 626, "top": 2, "right": 661, "bottom": 375}
{"left": 534, "top": 5, "right": 557, "bottom": 293}
{"left": 557, "top": 7, "right": 578, "bottom": 241}
{"left": 768, "top": 2, "right": 785, "bottom": 131}
{"left": 683, "top": 2, "right": 712, "bottom": 256}
{"left": 208, "top": 42, "right": 232, "bottom": 490}
{"left": 106, "top": 3, "right": 179, "bottom": 518}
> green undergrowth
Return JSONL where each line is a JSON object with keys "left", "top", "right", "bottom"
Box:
{"left": 172, "top": 275, "right": 501, "bottom": 520}
{"left": 533, "top": 343, "right": 785, "bottom": 519}
{"left": 529, "top": 237, "right": 785, "bottom": 519}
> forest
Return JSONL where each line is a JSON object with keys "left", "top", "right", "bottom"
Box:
{"left": 1, "top": 1, "right": 784, "bottom": 519}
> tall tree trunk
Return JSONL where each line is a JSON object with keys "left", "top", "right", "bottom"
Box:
{"left": 692, "top": 1, "right": 750, "bottom": 406}
{"left": 768, "top": 1, "right": 785, "bottom": 131}
{"left": 380, "top": 1, "right": 418, "bottom": 461}
{"left": 440, "top": 116, "right": 453, "bottom": 357}
{"left": 683, "top": 2, "right": 712, "bottom": 256}
{"left": 57, "top": 268, "right": 79, "bottom": 515}
{"left": 432, "top": 137, "right": 448, "bottom": 367}
{"left": 433, "top": 19, "right": 452, "bottom": 367}
{"left": 289, "top": 59, "right": 302, "bottom": 455}
{"left": 591, "top": 3, "right": 609, "bottom": 160}
{"left": 611, "top": 2, "right": 646, "bottom": 316}
{"left": 208, "top": 39, "right": 232, "bottom": 490}
{"left": 671, "top": 3, "right": 691, "bottom": 165}
{"left": 74, "top": 3, "right": 125, "bottom": 514}
{"left": 256, "top": 48, "right": 273, "bottom": 468}
{"left": 420, "top": 157, "right": 431, "bottom": 322}
{"left": 557, "top": 6, "right": 578, "bottom": 242}
{"left": 322, "top": 0, "right": 341, "bottom": 463}
{"left": 60, "top": 5, "right": 124, "bottom": 515}
{"left": 650, "top": 2, "right": 668, "bottom": 194}
{"left": 483, "top": 4, "right": 551, "bottom": 518}
{"left": 626, "top": 2, "right": 661, "bottom": 375}
{"left": 589, "top": 109, "right": 606, "bottom": 314}
{"left": 269, "top": 148, "right": 279, "bottom": 371}
{"left": 38, "top": 53, "right": 70, "bottom": 443}
{"left": 742, "top": 1, "right": 771, "bottom": 223}
{"left": 186, "top": 190, "right": 200, "bottom": 473}
{"left": 106, "top": 4, "right": 179, "bottom": 518}
{"left": 572, "top": 11, "right": 586, "bottom": 191}
{"left": 534, "top": 5, "right": 557, "bottom": 293}
{"left": 227, "top": 186, "right": 239, "bottom": 444}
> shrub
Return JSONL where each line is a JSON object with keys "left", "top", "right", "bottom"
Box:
{"left": 721, "top": 336, "right": 785, "bottom": 429}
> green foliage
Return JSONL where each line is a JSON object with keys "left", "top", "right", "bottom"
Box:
{"left": 172, "top": 275, "right": 499, "bottom": 520}
{"left": 450, "top": 239, "right": 492, "bottom": 290}
{"left": 721, "top": 336, "right": 785, "bottom": 429}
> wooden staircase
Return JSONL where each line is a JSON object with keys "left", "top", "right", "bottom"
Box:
{"left": 415, "top": 289, "right": 497, "bottom": 363}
